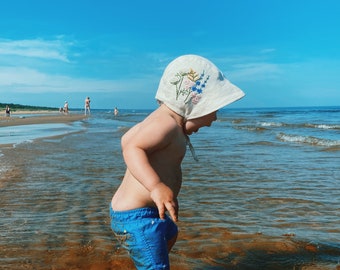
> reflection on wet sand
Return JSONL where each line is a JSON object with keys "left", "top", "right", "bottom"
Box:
{"left": 1, "top": 224, "right": 338, "bottom": 270}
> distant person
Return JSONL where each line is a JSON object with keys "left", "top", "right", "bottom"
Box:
{"left": 114, "top": 107, "right": 119, "bottom": 116}
{"left": 109, "top": 55, "right": 245, "bottom": 269}
{"left": 85, "top": 96, "right": 91, "bottom": 115}
{"left": 63, "top": 101, "right": 69, "bottom": 114}
{"left": 5, "top": 105, "right": 10, "bottom": 117}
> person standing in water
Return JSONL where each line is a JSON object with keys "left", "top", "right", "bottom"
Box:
{"left": 109, "top": 55, "right": 245, "bottom": 269}
{"left": 114, "top": 107, "right": 119, "bottom": 116}
{"left": 63, "top": 101, "right": 69, "bottom": 114}
{"left": 85, "top": 96, "right": 91, "bottom": 115}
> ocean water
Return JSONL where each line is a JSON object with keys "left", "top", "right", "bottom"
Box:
{"left": 0, "top": 107, "right": 339, "bottom": 269}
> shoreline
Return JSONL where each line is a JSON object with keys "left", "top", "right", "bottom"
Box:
{"left": 0, "top": 112, "right": 87, "bottom": 127}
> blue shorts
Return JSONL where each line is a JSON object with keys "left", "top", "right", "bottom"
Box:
{"left": 109, "top": 205, "right": 178, "bottom": 270}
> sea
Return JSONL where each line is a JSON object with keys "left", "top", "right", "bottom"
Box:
{"left": 0, "top": 106, "right": 339, "bottom": 270}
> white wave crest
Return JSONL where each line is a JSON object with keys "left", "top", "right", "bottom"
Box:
{"left": 259, "top": 121, "right": 284, "bottom": 127}
{"left": 277, "top": 133, "right": 340, "bottom": 147}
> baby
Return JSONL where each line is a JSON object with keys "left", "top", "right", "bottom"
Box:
{"left": 110, "top": 55, "right": 245, "bottom": 269}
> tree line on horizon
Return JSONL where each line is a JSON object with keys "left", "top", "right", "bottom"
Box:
{"left": 0, "top": 102, "right": 57, "bottom": 111}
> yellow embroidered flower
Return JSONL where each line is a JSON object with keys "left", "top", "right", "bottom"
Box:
{"left": 187, "top": 69, "right": 200, "bottom": 82}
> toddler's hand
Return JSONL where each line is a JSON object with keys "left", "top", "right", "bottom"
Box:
{"left": 150, "top": 182, "right": 178, "bottom": 222}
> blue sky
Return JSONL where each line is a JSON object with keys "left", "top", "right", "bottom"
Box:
{"left": 0, "top": 0, "right": 339, "bottom": 109}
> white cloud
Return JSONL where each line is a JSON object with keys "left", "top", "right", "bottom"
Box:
{"left": 0, "top": 66, "right": 154, "bottom": 94}
{"left": 0, "top": 37, "right": 160, "bottom": 99}
{"left": 226, "top": 62, "right": 282, "bottom": 82}
{"left": 260, "top": 48, "right": 276, "bottom": 54}
{"left": 0, "top": 67, "right": 48, "bottom": 86}
{"left": 0, "top": 38, "right": 70, "bottom": 62}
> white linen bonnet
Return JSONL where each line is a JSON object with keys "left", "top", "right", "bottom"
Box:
{"left": 156, "top": 54, "right": 245, "bottom": 120}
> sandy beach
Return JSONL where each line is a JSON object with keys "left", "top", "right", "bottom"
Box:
{"left": 0, "top": 112, "right": 87, "bottom": 127}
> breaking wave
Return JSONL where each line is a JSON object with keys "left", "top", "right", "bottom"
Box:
{"left": 277, "top": 133, "right": 340, "bottom": 147}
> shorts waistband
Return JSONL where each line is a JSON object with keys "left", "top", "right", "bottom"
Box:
{"left": 109, "top": 204, "right": 159, "bottom": 220}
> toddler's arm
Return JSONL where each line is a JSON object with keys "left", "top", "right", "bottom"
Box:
{"left": 122, "top": 118, "right": 179, "bottom": 221}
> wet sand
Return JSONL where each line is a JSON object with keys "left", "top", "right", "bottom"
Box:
{"left": 0, "top": 215, "right": 336, "bottom": 270}
{"left": 0, "top": 112, "right": 87, "bottom": 127}
{"left": 1, "top": 145, "right": 338, "bottom": 270}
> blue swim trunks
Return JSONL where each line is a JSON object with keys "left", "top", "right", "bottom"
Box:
{"left": 109, "top": 205, "right": 178, "bottom": 270}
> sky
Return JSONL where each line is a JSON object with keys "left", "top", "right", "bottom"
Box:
{"left": 0, "top": 0, "right": 339, "bottom": 110}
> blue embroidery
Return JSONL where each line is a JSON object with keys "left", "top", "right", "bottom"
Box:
{"left": 171, "top": 69, "right": 210, "bottom": 104}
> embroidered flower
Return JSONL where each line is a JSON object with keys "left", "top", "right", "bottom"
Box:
{"left": 183, "top": 78, "right": 195, "bottom": 90}
{"left": 191, "top": 92, "right": 201, "bottom": 104}
{"left": 171, "top": 68, "right": 209, "bottom": 105}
